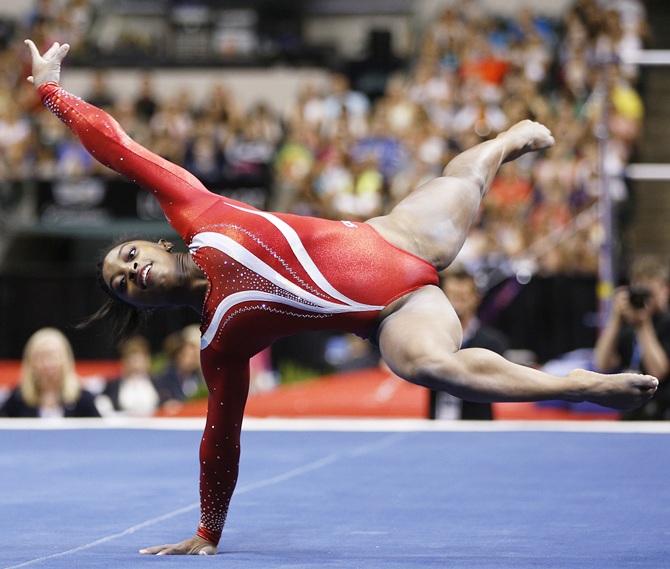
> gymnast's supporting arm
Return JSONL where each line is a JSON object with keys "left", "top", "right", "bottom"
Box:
{"left": 139, "top": 355, "right": 251, "bottom": 555}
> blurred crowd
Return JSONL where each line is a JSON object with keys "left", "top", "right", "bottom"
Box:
{"left": 0, "top": 0, "right": 648, "bottom": 284}
{"left": 0, "top": 325, "right": 211, "bottom": 418}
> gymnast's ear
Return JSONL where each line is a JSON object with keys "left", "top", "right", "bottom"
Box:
{"left": 158, "top": 239, "right": 174, "bottom": 252}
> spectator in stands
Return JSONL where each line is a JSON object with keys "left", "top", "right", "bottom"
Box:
{"left": 149, "top": 90, "right": 193, "bottom": 164}
{"left": 85, "top": 69, "right": 115, "bottom": 110}
{"left": 153, "top": 325, "right": 205, "bottom": 408}
{"left": 286, "top": 82, "right": 326, "bottom": 132}
{"left": 271, "top": 121, "right": 318, "bottom": 214}
{"left": 199, "top": 82, "right": 241, "bottom": 132}
{"left": 0, "top": 327, "right": 100, "bottom": 418}
{"left": 350, "top": 106, "right": 408, "bottom": 183}
{"left": 184, "top": 118, "right": 225, "bottom": 186}
{"left": 246, "top": 102, "right": 283, "bottom": 147}
{"left": 451, "top": 83, "right": 508, "bottom": 141}
{"left": 96, "top": 335, "right": 159, "bottom": 417}
{"left": 594, "top": 256, "right": 670, "bottom": 419}
{"left": 222, "top": 116, "right": 275, "bottom": 189}
{"left": 459, "top": 35, "right": 510, "bottom": 93}
{"left": 328, "top": 155, "right": 384, "bottom": 221}
{"left": 54, "top": 128, "right": 98, "bottom": 178}
{"left": 0, "top": 100, "right": 31, "bottom": 165}
{"left": 430, "top": 268, "right": 510, "bottom": 420}
{"left": 25, "top": 0, "right": 59, "bottom": 29}
{"left": 322, "top": 72, "right": 370, "bottom": 139}
{"left": 312, "top": 144, "right": 354, "bottom": 217}
{"left": 133, "top": 72, "right": 159, "bottom": 122}
{"left": 377, "top": 77, "right": 421, "bottom": 137}
{"left": 56, "top": 0, "right": 96, "bottom": 56}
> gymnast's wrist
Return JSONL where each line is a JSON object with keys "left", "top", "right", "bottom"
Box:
{"left": 37, "top": 81, "right": 60, "bottom": 102}
{"left": 197, "top": 524, "right": 221, "bottom": 545}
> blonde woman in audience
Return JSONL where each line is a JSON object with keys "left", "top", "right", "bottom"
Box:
{"left": 0, "top": 327, "right": 99, "bottom": 418}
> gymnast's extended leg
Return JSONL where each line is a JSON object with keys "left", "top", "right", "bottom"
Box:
{"left": 377, "top": 286, "right": 658, "bottom": 410}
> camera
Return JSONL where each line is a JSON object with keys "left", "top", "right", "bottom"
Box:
{"left": 628, "top": 285, "right": 651, "bottom": 310}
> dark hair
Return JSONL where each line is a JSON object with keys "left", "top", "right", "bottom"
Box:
{"left": 75, "top": 261, "right": 148, "bottom": 340}
{"left": 75, "top": 235, "right": 150, "bottom": 341}
{"left": 439, "top": 266, "right": 481, "bottom": 295}
{"left": 440, "top": 267, "right": 476, "bottom": 286}
{"left": 442, "top": 267, "right": 475, "bottom": 282}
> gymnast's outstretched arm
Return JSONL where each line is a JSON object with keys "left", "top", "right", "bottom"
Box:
{"left": 25, "top": 39, "right": 219, "bottom": 233}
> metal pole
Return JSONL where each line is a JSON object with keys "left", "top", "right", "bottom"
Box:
{"left": 595, "top": 61, "right": 614, "bottom": 330}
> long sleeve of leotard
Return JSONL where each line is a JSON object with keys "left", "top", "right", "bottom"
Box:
{"left": 196, "top": 351, "right": 250, "bottom": 545}
{"left": 37, "top": 82, "right": 219, "bottom": 236}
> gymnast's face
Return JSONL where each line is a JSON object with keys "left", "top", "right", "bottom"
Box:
{"left": 102, "top": 239, "right": 179, "bottom": 308}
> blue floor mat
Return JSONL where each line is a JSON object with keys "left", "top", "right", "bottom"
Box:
{"left": 1, "top": 420, "right": 669, "bottom": 569}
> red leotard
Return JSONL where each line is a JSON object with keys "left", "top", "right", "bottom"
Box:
{"left": 38, "top": 83, "right": 439, "bottom": 545}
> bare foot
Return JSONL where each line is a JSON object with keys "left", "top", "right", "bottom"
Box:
{"left": 500, "top": 120, "right": 555, "bottom": 163}
{"left": 568, "top": 369, "right": 658, "bottom": 410}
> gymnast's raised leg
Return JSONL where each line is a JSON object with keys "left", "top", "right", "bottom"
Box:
{"left": 366, "top": 120, "right": 553, "bottom": 270}
{"left": 367, "top": 121, "right": 658, "bottom": 411}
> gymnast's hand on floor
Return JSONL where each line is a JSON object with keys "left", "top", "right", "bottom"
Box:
{"left": 139, "top": 535, "right": 218, "bottom": 556}
{"left": 24, "top": 39, "right": 70, "bottom": 88}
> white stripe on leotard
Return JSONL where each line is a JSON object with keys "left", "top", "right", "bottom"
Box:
{"left": 223, "top": 202, "right": 365, "bottom": 306}
{"left": 191, "top": 215, "right": 383, "bottom": 349}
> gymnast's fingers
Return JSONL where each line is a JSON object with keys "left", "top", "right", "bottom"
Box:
{"left": 24, "top": 38, "right": 41, "bottom": 60}
{"left": 139, "top": 543, "right": 176, "bottom": 555}
{"left": 53, "top": 43, "right": 70, "bottom": 63}
{"left": 139, "top": 535, "right": 217, "bottom": 555}
{"left": 43, "top": 41, "right": 61, "bottom": 59}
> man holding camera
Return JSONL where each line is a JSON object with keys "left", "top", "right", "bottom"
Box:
{"left": 594, "top": 256, "right": 670, "bottom": 419}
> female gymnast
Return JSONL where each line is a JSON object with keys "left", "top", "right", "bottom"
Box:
{"left": 25, "top": 40, "right": 658, "bottom": 555}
